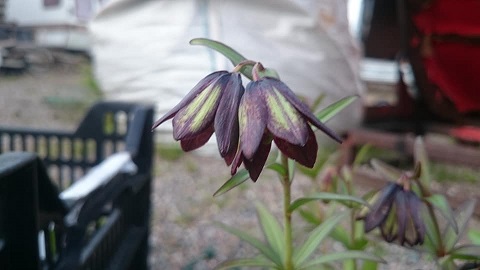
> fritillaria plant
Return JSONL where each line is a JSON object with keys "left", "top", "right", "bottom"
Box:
{"left": 357, "top": 138, "right": 480, "bottom": 269}
{"left": 153, "top": 38, "right": 384, "bottom": 269}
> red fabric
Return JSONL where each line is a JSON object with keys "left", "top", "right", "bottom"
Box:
{"left": 413, "top": 0, "right": 480, "bottom": 36}
{"left": 423, "top": 42, "right": 480, "bottom": 113}
{"left": 413, "top": 0, "right": 480, "bottom": 113}
{"left": 450, "top": 126, "right": 480, "bottom": 143}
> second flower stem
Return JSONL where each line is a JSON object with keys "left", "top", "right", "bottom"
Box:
{"left": 281, "top": 154, "right": 294, "bottom": 270}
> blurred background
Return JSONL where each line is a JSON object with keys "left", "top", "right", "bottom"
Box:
{"left": 1, "top": 0, "right": 479, "bottom": 269}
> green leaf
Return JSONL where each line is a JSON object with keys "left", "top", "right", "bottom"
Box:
{"left": 289, "top": 192, "right": 368, "bottom": 213}
{"left": 214, "top": 257, "right": 276, "bottom": 269}
{"left": 444, "top": 199, "right": 477, "bottom": 252}
{"left": 329, "top": 226, "right": 351, "bottom": 248}
{"left": 370, "top": 159, "right": 402, "bottom": 183}
{"left": 422, "top": 205, "right": 442, "bottom": 253}
{"left": 438, "top": 256, "right": 456, "bottom": 269}
{"left": 190, "top": 38, "right": 254, "bottom": 80}
{"left": 311, "top": 93, "right": 326, "bottom": 112}
{"left": 315, "top": 95, "right": 358, "bottom": 123}
{"left": 294, "top": 213, "right": 346, "bottom": 266}
{"left": 267, "top": 162, "right": 287, "bottom": 177}
{"left": 450, "top": 245, "right": 480, "bottom": 260}
{"left": 298, "top": 208, "right": 322, "bottom": 226}
{"left": 425, "top": 194, "right": 458, "bottom": 233}
{"left": 299, "top": 251, "right": 385, "bottom": 269}
{"left": 213, "top": 169, "right": 250, "bottom": 197}
{"left": 468, "top": 229, "right": 480, "bottom": 245}
{"left": 353, "top": 144, "right": 373, "bottom": 166}
{"left": 256, "top": 203, "right": 285, "bottom": 262}
{"left": 361, "top": 260, "right": 379, "bottom": 270}
{"left": 214, "top": 222, "right": 282, "bottom": 266}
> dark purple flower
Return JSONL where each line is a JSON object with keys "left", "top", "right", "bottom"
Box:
{"left": 152, "top": 71, "right": 244, "bottom": 164}
{"left": 359, "top": 183, "right": 426, "bottom": 246}
{"left": 231, "top": 77, "right": 342, "bottom": 181}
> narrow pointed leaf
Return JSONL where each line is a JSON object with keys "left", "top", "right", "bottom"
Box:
{"left": 299, "top": 251, "right": 385, "bottom": 269}
{"left": 214, "top": 257, "right": 276, "bottom": 270}
{"left": 468, "top": 229, "right": 480, "bottom": 245}
{"left": 294, "top": 213, "right": 346, "bottom": 265}
{"left": 422, "top": 234, "right": 438, "bottom": 255}
{"left": 315, "top": 95, "right": 358, "bottom": 123}
{"left": 256, "top": 203, "right": 285, "bottom": 262}
{"left": 422, "top": 204, "right": 441, "bottom": 252}
{"left": 267, "top": 162, "right": 287, "bottom": 177}
{"left": 353, "top": 144, "right": 373, "bottom": 166}
{"left": 330, "top": 226, "right": 351, "bottom": 248}
{"left": 425, "top": 194, "right": 457, "bottom": 233}
{"left": 310, "top": 93, "right": 326, "bottom": 113}
{"left": 298, "top": 208, "right": 322, "bottom": 226}
{"left": 450, "top": 245, "right": 480, "bottom": 260}
{"left": 214, "top": 222, "right": 282, "bottom": 266}
{"left": 190, "top": 38, "right": 253, "bottom": 80}
{"left": 444, "top": 199, "right": 477, "bottom": 252}
{"left": 213, "top": 169, "right": 249, "bottom": 197}
{"left": 289, "top": 193, "right": 368, "bottom": 213}
{"left": 371, "top": 159, "right": 402, "bottom": 183}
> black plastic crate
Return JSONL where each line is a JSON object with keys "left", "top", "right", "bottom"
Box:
{"left": 0, "top": 101, "right": 154, "bottom": 270}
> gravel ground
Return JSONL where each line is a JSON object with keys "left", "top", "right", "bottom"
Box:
{"left": 1, "top": 63, "right": 478, "bottom": 270}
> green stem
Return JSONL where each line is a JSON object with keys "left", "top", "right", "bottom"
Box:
{"left": 281, "top": 154, "right": 294, "bottom": 270}
{"left": 414, "top": 179, "right": 444, "bottom": 256}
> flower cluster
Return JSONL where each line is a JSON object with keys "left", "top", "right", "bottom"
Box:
{"left": 152, "top": 63, "right": 341, "bottom": 181}
{"left": 358, "top": 182, "right": 426, "bottom": 246}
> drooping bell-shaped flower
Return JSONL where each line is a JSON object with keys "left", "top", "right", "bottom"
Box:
{"left": 152, "top": 71, "right": 244, "bottom": 164}
{"left": 358, "top": 182, "right": 426, "bottom": 246}
{"left": 231, "top": 76, "right": 342, "bottom": 181}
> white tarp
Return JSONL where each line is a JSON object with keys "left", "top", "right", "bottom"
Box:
{"left": 90, "top": 0, "right": 365, "bottom": 143}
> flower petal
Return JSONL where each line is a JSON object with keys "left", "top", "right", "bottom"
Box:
{"left": 180, "top": 126, "right": 214, "bottom": 152}
{"left": 244, "top": 137, "right": 272, "bottom": 181}
{"left": 405, "top": 191, "right": 425, "bottom": 245}
{"left": 274, "top": 125, "right": 318, "bottom": 168}
{"left": 257, "top": 80, "right": 308, "bottom": 145}
{"left": 395, "top": 190, "right": 408, "bottom": 245}
{"left": 152, "top": 71, "right": 228, "bottom": 130}
{"left": 239, "top": 81, "right": 268, "bottom": 159}
{"left": 173, "top": 74, "right": 230, "bottom": 140}
{"left": 380, "top": 206, "right": 398, "bottom": 242}
{"left": 364, "top": 183, "right": 400, "bottom": 232}
{"left": 264, "top": 78, "right": 342, "bottom": 143}
{"left": 215, "top": 73, "right": 244, "bottom": 162}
